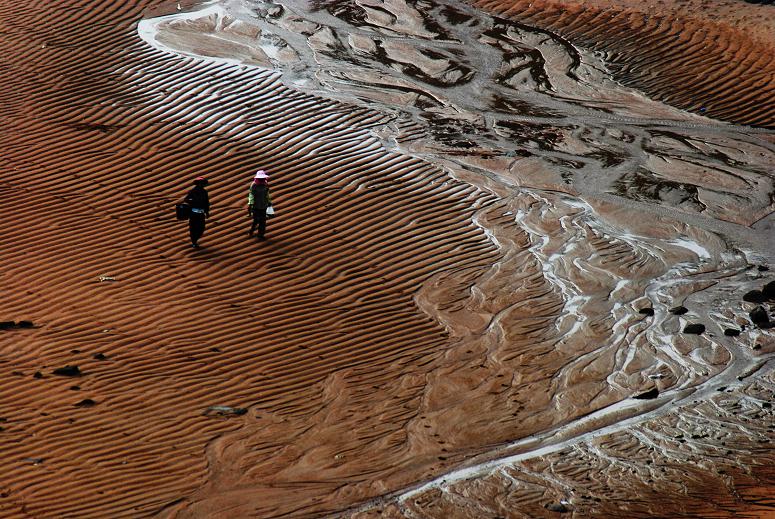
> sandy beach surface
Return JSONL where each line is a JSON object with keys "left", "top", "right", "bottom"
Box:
{"left": 1, "top": 0, "right": 774, "bottom": 517}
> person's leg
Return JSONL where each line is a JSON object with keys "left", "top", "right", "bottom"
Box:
{"left": 188, "top": 216, "right": 196, "bottom": 244}
{"left": 189, "top": 214, "right": 205, "bottom": 246}
{"left": 257, "top": 212, "right": 267, "bottom": 239}
{"left": 250, "top": 211, "right": 259, "bottom": 236}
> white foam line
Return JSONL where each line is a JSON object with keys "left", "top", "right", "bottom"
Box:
{"left": 394, "top": 348, "right": 775, "bottom": 507}
{"left": 670, "top": 237, "right": 711, "bottom": 261}
{"left": 138, "top": 2, "right": 251, "bottom": 68}
{"left": 397, "top": 395, "right": 672, "bottom": 503}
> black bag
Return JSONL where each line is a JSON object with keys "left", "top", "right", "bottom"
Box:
{"left": 175, "top": 203, "right": 191, "bottom": 220}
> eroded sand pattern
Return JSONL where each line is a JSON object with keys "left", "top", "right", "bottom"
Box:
{"left": 0, "top": 0, "right": 774, "bottom": 517}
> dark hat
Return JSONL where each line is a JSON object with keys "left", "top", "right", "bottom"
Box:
{"left": 193, "top": 176, "right": 209, "bottom": 185}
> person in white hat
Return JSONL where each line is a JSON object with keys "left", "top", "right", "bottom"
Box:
{"left": 247, "top": 170, "right": 273, "bottom": 240}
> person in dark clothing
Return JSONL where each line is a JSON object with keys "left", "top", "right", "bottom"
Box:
{"left": 247, "top": 170, "right": 272, "bottom": 240}
{"left": 183, "top": 177, "right": 210, "bottom": 248}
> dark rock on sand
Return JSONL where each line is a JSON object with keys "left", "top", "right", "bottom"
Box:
{"left": 743, "top": 290, "right": 766, "bottom": 303}
{"left": 724, "top": 328, "right": 741, "bottom": 337}
{"left": 669, "top": 306, "right": 688, "bottom": 315}
{"left": 33, "top": 371, "right": 43, "bottom": 379}
{"left": 545, "top": 503, "right": 570, "bottom": 513}
{"left": 633, "top": 387, "right": 660, "bottom": 399}
{"left": 749, "top": 306, "right": 769, "bottom": 325}
{"left": 683, "top": 323, "right": 705, "bottom": 334}
{"left": 759, "top": 265, "right": 770, "bottom": 272}
{"left": 0, "top": 321, "right": 15, "bottom": 329}
{"left": 74, "top": 399, "right": 96, "bottom": 408}
{"left": 763, "top": 281, "right": 775, "bottom": 299}
{"left": 52, "top": 365, "right": 81, "bottom": 377}
{"left": 17, "top": 321, "right": 34, "bottom": 328}
{"left": 204, "top": 405, "right": 248, "bottom": 416}
{"left": 93, "top": 353, "right": 107, "bottom": 360}
{"left": 639, "top": 307, "right": 655, "bottom": 316}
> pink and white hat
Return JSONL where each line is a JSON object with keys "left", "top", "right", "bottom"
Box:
{"left": 254, "top": 170, "right": 269, "bottom": 179}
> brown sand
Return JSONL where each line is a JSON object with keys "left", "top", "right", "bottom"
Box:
{"left": 0, "top": 0, "right": 774, "bottom": 518}
{"left": 472, "top": 0, "right": 775, "bottom": 127}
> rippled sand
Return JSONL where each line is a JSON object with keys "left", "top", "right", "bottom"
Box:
{"left": 0, "top": 0, "right": 774, "bottom": 517}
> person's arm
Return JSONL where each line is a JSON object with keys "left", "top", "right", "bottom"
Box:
{"left": 204, "top": 191, "right": 210, "bottom": 216}
{"left": 266, "top": 188, "right": 272, "bottom": 207}
{"left": 247, "top": 185, "right": 254, "bottom": 217}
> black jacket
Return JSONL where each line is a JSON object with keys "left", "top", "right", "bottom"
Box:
{"left": 184, "top": 185, "right": 210, "bottom": 215}
{"left": 249, "top": 183, "right": 271, "bottom": 211}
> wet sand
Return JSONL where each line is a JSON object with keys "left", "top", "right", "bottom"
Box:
{"left": 0, "top": 0, "right": 774, "bottom": 517}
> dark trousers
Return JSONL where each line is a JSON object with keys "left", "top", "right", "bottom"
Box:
{"left": 251, "top": 210, "right": 267, "bottom": 238}
{"left": 189, "top": 213, "right": 206, "bottom": 244}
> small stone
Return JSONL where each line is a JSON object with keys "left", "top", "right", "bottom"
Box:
{"left": 33, "top": 371, "right": 43, "bottom": 379}
{"left": 759, "top": 265, "right": 770, "bottom": 272}
{"left": 70, "top": 349, "right": 81, "bottom": 354}
{"left": 763, "top": 281, "right": 775, "bottom": 299}
{"left": 93, "top": 353, "right": 107, "bottom": 360}
{"left": 546, "top": 503, "right": 570, "bottom": 513}
{"left": 683, "top": 323, "right": 705, "bottom": 335}
{"left": 74, "top": 399, "right": 96, "bottom": 408}
{"left": 70, "top": 386, "right": 80, "bottom": 391}
{"left": 52, "top": 365, "right": 81, "bottom": 377}
{"left": 743, "top": 290, "right": 766, "bottom": 303}
{"left": 639, "top": 307, "right": 655, "bottom": 316}
{"left": 633, "top": 387, "right": 659, "bottom": 400}
{"left": 204, "top": 406, "right": 248, "bottom": 417}
{"left": 724, "top": 328, "right": 741, "bottom": 337}
{"left": 17, "top": 321, "right": 34, "bottom": 328}
{"left": 669, "top": 306, "right": 688, "bottom": 315}
{"left": 750, "top": 306, "right": 769, "bottom": 325}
